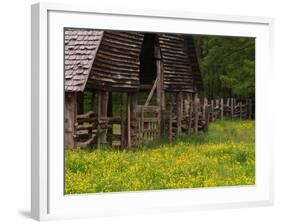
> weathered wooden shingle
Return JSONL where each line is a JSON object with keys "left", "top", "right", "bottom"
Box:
{"left": 64, "top": 28, "right": 103, "bottom": 92}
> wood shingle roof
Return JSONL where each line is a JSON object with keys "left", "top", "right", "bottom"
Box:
{"left": 64, "top": 28, "right": 202, "bottom": 93}
{"left": 64, "top": 29, "right": 103, "bottom": 92}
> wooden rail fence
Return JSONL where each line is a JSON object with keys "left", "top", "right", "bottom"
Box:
{"left": 73, "top": 97, "right": 254, "bottom": 148}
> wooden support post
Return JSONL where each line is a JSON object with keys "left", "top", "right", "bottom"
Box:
{"left": 155, "top": 41, "right": 164, "bottom": 137}
{"left": 65, "top": 92, "right": 77, "bottom": 149}
{"left": 169, "top": 103, "right": 173, "bottom": 142}
{"left": 204, "top": 98, "right": 209, "bottom": 132}
{"left": 141, "top": 106, "right": 144, "bottom": 139}
{"left": 231, "top": 98, "right": 234, "bottom": 120}
{"left": 211, "top": 99, "right": 214, "bottom": 122}
{"left": 127, "top": 94, "right": 131, "bottom": 148}
{"left": 202, "top": 97, "right": 206, "bottom": 122}
{"left": 219, "top": 98, "right": 223, "bottom": 120}
{"left": 120, "top": 93, "right": 127, "bottom": 148}
{"left": 184, "top": 95, "right": 189, "bottom": 118}
{"left": 130, "top": 93, "right": 137, "bottom": 146}
{"left": 100, "top": 91, "right": 109, "bottom": 144}
{"left": 177, "top": 92, "right": 183, "bottom": 135}
{"left": 156, "top": 71, "right": 161, "bottom": 137}
{"left": 188, "top": 97, "right": 193, "bottom": 134}
{"left": 211, "top": 100, "right": 214, "bottom": 121}
{"left": 239, "top": 101, "right": 242, "bottom": 120}
{"left": 194, "top": 94, "right": 199, "bottom": 133}
{"left": 107, "top": 92, "right": 113, "bottom": 145}
{"left": 97, "top": 92, "right": 101, "bottom": 147}
{"left": 220, "top": 98, "right": 224, "bottom": 120}
{"left": 144, "top": 77, "right": 158, "bottom": 107}
{"left": 248, "top": 99, "right": 252, "bottom": 119}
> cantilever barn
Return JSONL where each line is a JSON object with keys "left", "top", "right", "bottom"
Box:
{"left": 64, "top": 28, "right": 206, "bottom": 149}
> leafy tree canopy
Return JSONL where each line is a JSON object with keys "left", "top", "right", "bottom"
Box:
{"left": 196, "top": 36, "right": 255, "bottom": 99}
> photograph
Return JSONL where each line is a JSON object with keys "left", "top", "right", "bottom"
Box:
{"left": 64, "top": 28, "right": 255, "bottom": 195}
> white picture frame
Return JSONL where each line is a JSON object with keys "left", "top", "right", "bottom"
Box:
{"left": 31, "top": 2, "right": 274, "bottom": 221}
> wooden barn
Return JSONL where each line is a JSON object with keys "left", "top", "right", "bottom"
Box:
{"left": 64, "top": 28, "right": 206, "bottom": 149}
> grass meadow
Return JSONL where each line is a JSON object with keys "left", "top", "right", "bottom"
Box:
{"left": 64, "top": 120, "right": 255, "bottom": 194}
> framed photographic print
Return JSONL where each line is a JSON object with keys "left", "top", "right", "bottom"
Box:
{"left": 31, "top": 2, "right": 274, "bottom": 221}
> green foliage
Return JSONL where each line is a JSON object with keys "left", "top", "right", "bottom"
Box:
{"left": 65, "top": 120, "right": 255, "bottom": 194}
{"left": 198, "top": 36, "right": 255, "bottom": 99}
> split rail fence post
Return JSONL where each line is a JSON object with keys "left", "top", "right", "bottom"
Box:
{"left": 202, "top": 97, "right": 206, "bottom": 122}
{"left": 188, "top": 97, "right": 193, "bottom": 134}
{"left": 97, "top": 91, "right": 101, "bottom": 147}
{"left": 140, "top": 106, "right": 144, "bottom": 139}
{"left": 120, "top": 93, "right": 127, "bottom": 148}
{"left": 194, "top": 94, "right": 199, "bottom": 133}
{"left": 177, "top": 92, "right": 183, "bottom": 135}
{"left": 204, "top": 98, "right": 209, "bottom": 132}
{"left": 231, "top": 98, "right": 234, "bottom": 119}
{"left": 248, "top": 99, "right": 252, "bottom": 119}
{"left": 220, "top": 98, "right": 224, "bottom": 120}
{"left": 211, "top": 99, "right": 214, "bottom": 122}
{"left": 239, "top": 101, "right": 242, "bottom": 120}
{"left": 127, "top": 94, "right": 131, "bottom": 148}
{"left": 169, "top": 102, "right": 173, "bottom": 142}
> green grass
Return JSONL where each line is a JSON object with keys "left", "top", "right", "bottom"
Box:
{"left": 65, "top": 120, "right": 255, "bottom": 194}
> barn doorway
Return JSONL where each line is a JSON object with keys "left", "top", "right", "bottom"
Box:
{"left": 137, "top": 33, "right": 163, "bottom": 143}
{"left": 139, "top": 33, "right": 157, "bottom": 89}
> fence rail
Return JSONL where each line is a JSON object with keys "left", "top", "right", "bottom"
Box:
{"left": 72, "top": 97, "right": 254, "bottom": 148}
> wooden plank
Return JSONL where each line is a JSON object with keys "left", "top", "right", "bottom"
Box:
{"left": 76, "top": 111, "right": 95, "bottom": 119}
{"left": 65, "top": 92, "right": 77, "bottom": 149}
{"left": 105, "top": 31, "right": 144, "bottom": 43}
{"left": 227, "top": 98, "right": 230, "bottom": 107}
{"left": 142, "top": 117, "right": 159, "bottom": 122}
{"left": 202, "top": 97, "right": 206, "bottom": 122}
{"left": 144, "top": 77, "right": 159, "bottom": 107}
{"left": 240, "top": 101, "right": 242, "bottom": 120}
{"left": 177, "top": 92, "right": 183, "bottom": 135}
{"left": 204, "top": 98, "right": 209, "bottom": 132}
{"left": 220, "top": 98, "right": 224, "bottom": 120}
{"left": 120, "top": 93, "right": 127, "bottom": 148}
{"left": 211, "top": 99, "right": 214, "bottom": 122}
{"left": 107, "top": 92, "right": 113, "bottom": 145}
{"left": 156, "top": 57, "right": 162, "bottom": 138}
{"left": 188, "top": 97, "right": 193, "bottom": 134}
{"left": 249, "top": 99, "right": 252, "bottom": 119}
{"left": 127, "top": 94, "right": 131, "bottom": 148}
{"left": 97, "top": 91, "right": 101, "bottom": 147}
{"left": 130, "top": 93, "right": 137, "bottom": 146}
{"left": 100, "top": 91, "right": 109, "bottom": 144}
{"left": 76, "top": 137, "right": 95, "bottom": 148}
{"left": 169, "top": 103, "right": 173, "bottom": 142}
{"left": 231, "top": 98, "right": 234, "bottom": 119}
{"left": 194, "top": 94, "right": 199, "bottom": 133}
{"left": 141, "top": 106, "right": 144, "bottom": 138}
{"left": 136, "top": 105, "right": 159, "bottom": 113}
{"left": 184, "top": 95, "right": 190, "bottom": 118}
